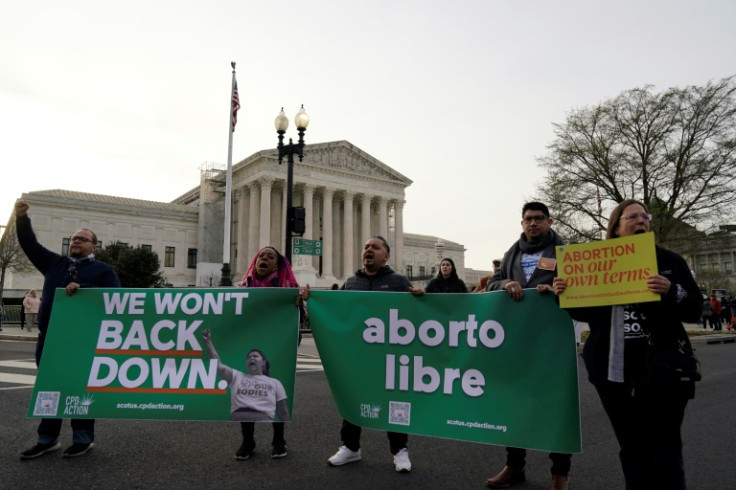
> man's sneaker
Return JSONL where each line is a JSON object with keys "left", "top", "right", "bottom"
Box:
{"left": 235, "top": 441, "right": 254, "bottom": 460}
{"left": 271, "top": 443, "right": 288, "bottom": 459}
{"left": 20, "top": 442, "right": 61, "bottom": 459}
{"left": 327, "top": 445, "right": 362, "bottom": 466}
{"left": 62, "top": 442, "right": 94, "bottom": 458}
{"left": 393, "top": 447, "right": 411, "bottom": 472}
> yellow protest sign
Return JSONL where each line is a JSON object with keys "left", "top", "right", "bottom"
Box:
{"left": 556, "top": 233, "right": 660, "bottom": 308}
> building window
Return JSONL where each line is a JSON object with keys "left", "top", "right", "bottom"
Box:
{"left": 712, "top": 263, "right": 719, "bottom": 271}
{"left": 141, "top": 244, "right": 152, "bottom": 251}
{"left": 419, "top": 266, "right": 426, "bottom": 277}
{"left": 61, "top": 237, "right": 70, "bottom": 256}
{"left": 187, "top": 248, "right": 197, "bottom": 269}
{"left": 725, "top": 262, "right": 732, "bottom": 274}
{"left": 165, "top": 246, "right": 175, "bottom": 267}
{"left": 406, "top": 265, "right": 413, "bottom": 278}
{"left": 431, "top": 266, "right": 436, "bottom": 276}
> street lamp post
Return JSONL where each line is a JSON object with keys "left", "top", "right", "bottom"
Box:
{"left": 434, "top": 239, "right": 445, "bottom": 277}
{"left": 275, "top": 105, "right": 310, "bottom": 263}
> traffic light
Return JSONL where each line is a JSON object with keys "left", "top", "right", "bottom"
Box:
{"left": 291, "top": 206, "right": 306, "bottom": 235}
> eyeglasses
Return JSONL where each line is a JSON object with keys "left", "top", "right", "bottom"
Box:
{"left": 70, "top": 235, "right": 94, "bottom": 244}
{"left": 622, "top": 213, "right": 652, "bottom": 222}
{"left": 522, "top": 215, "right": 548, "bottom": 223}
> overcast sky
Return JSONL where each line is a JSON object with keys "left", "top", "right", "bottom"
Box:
{"left": 2, "top": 0, "right": 734, "bottom": 270}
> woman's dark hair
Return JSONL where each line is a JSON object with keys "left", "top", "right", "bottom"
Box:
{"left": 606, "top": 199, "right": 649, "bottom": 239}
{"left": 437, "top": 257, "right": 459, "bottom": 280}
{"left": 247, "top": 349, "right": 270, "bottom": 376}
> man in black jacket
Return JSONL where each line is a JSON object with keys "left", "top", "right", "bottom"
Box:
{"left": 485, "top": 202, "right": 571, "bottom": 490}
{"left": 15, "top": 200, "right": 121, "bottom": 459}
{"left": 326, "top": 235, "right": 423, "bottom": 473}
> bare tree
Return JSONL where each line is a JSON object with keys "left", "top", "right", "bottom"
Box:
{"left": 0, "top": 218, "right": 35, "bottom": 301}
{"left": 538, "top": 76, "right": 736, "bottom": 244}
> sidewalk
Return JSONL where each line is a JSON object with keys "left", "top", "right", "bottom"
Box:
{"left": 0, "top": 324, "right": 39, "bottom": 342}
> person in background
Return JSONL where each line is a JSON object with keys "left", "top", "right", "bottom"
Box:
{"left": 426, "top": 257, "right": 468, "bottom": 293}
{"left": 701, "top": 296, "right": 714, "bottom": 330}
{"left": 484, "top": 202, "right": 570, "bottom": 490}
{"left": 22, "top": 289, "right": 41, "bottom": 333}
{"left": 553, "top": 199, "right": 701, "bottom": 490}
{"left": 473, "top": 259, "right": 501, "bottom": 293}
{"left": 710, "top": 294, "right": 722, "bottom": 331}
{"left": 720, "top": 296, "right": 732, "bottom": 331}
{"left": 15, "top": 199, "right": 120, "bottom": 459}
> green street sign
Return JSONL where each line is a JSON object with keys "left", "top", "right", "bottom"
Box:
{"left": 292, "top": 238, "right": 323, "bottom": 256}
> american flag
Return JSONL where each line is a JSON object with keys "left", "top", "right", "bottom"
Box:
{"left": 231, "top": 79, "right": 240, "bottom": 132}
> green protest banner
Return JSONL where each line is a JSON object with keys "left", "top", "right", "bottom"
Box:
{"left": 28, "top": 288, "right": 299, "bottom": 422}
{"left": 308, "top": 290, "right": 581, "bottom": 453}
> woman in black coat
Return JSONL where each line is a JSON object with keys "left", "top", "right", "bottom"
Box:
{"left": 554, "top": 199, "right": 701, "bottom": 490}
{"left": 425, "top": 257, "right": 468, "bottom": 293}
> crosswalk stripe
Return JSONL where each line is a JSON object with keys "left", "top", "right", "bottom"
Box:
{"left": 0, "top": 373, "right": 37, "bottom": 385}
{"left": 0, "top": 360, "right": 37, "bottom": 370}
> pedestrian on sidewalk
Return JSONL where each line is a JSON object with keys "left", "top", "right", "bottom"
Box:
{"left": 702, "top": 297, "right": 714, "bottom": 329}
{"left": 710, "top": 295, "right": 722, "bottom": 331}
{"left": 22, "top": 289, "right": 41, "bottom": 333}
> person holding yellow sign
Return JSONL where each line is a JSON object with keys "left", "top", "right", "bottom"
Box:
{"left": 553, "top": 199, "right": 701, "bottom": 490}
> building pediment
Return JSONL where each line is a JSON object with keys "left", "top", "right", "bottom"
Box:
{"left": 231, "top": 140, "right": 412, "bottom": 190}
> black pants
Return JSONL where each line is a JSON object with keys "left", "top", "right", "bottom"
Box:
{"left": 593, "top": 379, "right": 689, "bottom": 490}
{"left": 340, "top": 419, "right": 407, "bottom": 455}
{"left": 241, "top": 421, "right": 285, "bottom": 448}
{"left": 505, "top": 447, "right": 572, "bottom": 476}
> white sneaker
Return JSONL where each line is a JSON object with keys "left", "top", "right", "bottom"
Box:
{"left": 327, "top": 445, "right": 362, "bottom": 466}
{"left": 393, "top": 447, "right": 411, "bottom": 472}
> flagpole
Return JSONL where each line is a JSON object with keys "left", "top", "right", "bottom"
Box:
{"left": 220, "top": 61, "right": 238, "bottom": 286}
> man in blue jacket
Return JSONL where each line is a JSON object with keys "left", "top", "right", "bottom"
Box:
{"left": 15, "top": 199, "right": 121, "bottom": 459}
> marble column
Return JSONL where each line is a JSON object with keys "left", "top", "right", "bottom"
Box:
{"left": 394, "top": 200, "right": 405, "bottom": 274}
{"left": 343, "top": 191, "right": 355, "bottom": 276}
{"left": 248, "top": 182, "right": 259, "bottom": 263}
{"left": 259, "top": 179, "right": 273, "bottom": 248}
{"left": 377, "top": 197, "right": 388, "bottom": 239}
{"left": 322, "top": 188, "right": 334, "bottom": 279}
{"left": 236, "top": 188, "right": 249, "bottom": 273}
{"left": 361, "top": 194, "right": 371, "bottom": 246}
{"left": 303, "top": 185, "right": 315, "bottom": 269}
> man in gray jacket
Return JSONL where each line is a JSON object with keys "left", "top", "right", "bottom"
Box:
{"left": 485, "top": 202, "right": 571, "bottom": 490}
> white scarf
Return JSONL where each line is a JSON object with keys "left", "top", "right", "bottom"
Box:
{"left": 607, "top": 305, "right": 625, "bottom": 383}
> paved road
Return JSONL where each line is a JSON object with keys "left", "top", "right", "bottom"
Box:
{"left": 1, "top": 337, "right": 735, "bottom": 489}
